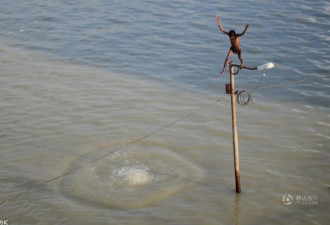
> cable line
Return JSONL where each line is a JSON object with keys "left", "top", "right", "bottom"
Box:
{"left": 1, "top": 74, "right": 329, "bottom": 206}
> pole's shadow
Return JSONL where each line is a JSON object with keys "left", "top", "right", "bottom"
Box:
{"left": 235, "top": 194, "right": 241, "bottom": 225}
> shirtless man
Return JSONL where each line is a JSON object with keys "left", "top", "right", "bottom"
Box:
{"left": 216, "top": 16, "right": 249, "bottom": 74}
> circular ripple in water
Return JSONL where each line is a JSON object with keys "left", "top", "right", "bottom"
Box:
{"left": 61, "top": 144, "right": 203, "bottom": 209}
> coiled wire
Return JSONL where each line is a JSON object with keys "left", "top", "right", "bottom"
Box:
{"left": 237, "top": 90, "right": 254, "bottom": 105}
{"left": 236, "top": 73, "right": 265, "bottom": 105}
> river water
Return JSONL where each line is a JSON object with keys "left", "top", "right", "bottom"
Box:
{"left": 0, "top": 0, "right": 329, "bottom": 224}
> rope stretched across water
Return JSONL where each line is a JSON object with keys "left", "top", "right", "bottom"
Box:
{"left": 1, "top": 74, "right": 329, "bottom": 206}
{"left": 0, "top": 97, "right": 222, "bottom": 206}
{"left": 256, "top": 74, "right": 330, "bottom": 90}
{"left": 236, "top": 74, "right": 330, "bottom": 105}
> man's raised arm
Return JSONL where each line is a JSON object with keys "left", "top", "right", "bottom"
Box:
{"left": 237, "top": 24, "right": 249, "bottom": 36}
{"left": 216, "top": 16, "right": 229, "bottom": 35}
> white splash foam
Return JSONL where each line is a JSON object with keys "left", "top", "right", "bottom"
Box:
{"left": 61, "top": 144, "right": 203, "bottom": 209}
{"left": 117, "top": 166, "right": 152, "bottom": 185}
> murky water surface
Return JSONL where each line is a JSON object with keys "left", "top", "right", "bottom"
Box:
{"left": 0, "top": 1, "right": 329, "bottom": 224}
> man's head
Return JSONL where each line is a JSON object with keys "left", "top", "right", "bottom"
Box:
{"left": 229, "top": 30, "right": 236, "bottom": 37}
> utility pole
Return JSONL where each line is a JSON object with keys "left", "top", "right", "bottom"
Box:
{"left": 224, "top": 61, "right": 274, "bottom": 193}
{"left": 227, "top": 61, "right": 241, "bottom": 193}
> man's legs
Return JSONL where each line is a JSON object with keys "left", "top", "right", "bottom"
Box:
{"left": 238, "top": 51, "right": 243, "bottom": 69}
{"left": 221, "top": 49, "right": 233, "bottom": 74}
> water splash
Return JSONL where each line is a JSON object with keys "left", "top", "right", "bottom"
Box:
{"left": 60, "top": 143, "right": 203, "bottom": 209}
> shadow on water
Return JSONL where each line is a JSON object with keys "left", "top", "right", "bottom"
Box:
{"left": 235, "top": 194, "right": 241, "bottom": 225}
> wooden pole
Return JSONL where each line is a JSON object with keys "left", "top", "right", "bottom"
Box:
{"left": 229, "top": 61, "right": 241, "bottom": 193}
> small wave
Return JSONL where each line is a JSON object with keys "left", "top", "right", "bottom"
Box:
{"left": 60, "top": 142, "right": 203, "bottom": 209}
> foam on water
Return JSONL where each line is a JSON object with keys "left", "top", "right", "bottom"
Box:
{"left": 61, "top": 143, "right": 203, "bottom": 209}
{"left": 116, "top": 165, "right": 152, "bottom": 186}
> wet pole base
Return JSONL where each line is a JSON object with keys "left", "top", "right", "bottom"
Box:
{"left": 235, "top": 171, "right": 241, "bottom": 193}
